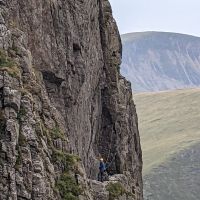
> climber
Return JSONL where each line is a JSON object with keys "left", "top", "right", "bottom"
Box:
{"left": 98, "top": 158, "right": 106, "bottom": 182}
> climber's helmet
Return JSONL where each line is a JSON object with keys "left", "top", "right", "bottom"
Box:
{"left": 100, "top": 158, "right": 104, "bottom": 162}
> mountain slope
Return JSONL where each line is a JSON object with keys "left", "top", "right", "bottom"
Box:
{"left": 121, "top": 32, "right": 200, "bottom": 92}
{"left": 134, "top": 88, "right": 200, "bottom": 199}
{"left": 144, "top": 143, "right": 200, "bottom": 200}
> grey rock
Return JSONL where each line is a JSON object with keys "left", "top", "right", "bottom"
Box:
{"left": 90, "top": 180, "right": 109, "bottom": 200}
{"left": 3, "top": 87, "right": 21, "bottom": 112}
{"left": 0, "top": 0, "right": 143, "bottom": 199}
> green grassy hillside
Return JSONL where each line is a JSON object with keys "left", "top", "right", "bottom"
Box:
{"left": 134, "top": 88, "right": 200, "bottom": 199}
{"left": 134, "top": 88, "right": 200, "bottom": 174}
{"left": 143, "top": 143, "right": 200, "bottom": 200}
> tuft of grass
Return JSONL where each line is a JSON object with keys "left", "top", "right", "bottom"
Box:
{"left": 17, "top": 107, "right": 27, "bottom": 122}
{"left": 0, "top": 49, "right": 21, "bottom": 78}
{"left": 53, "top": 151, "right": 82, "bottom": 200}
{"left": 52, "top": 149, "right": 80, "bottom": 171}
{"left": 11, "top": 46, "right": 20, "bottom": 56}
{"left": 0, "top": 49, "right": 15, "bottom": 68}
{"left": 55, "top": 173, "right": 82, "bottom": 200}
{"left": 50, "top": 124, "right": 65, "bottom": 140}
{"left": 38, "top": 121, "right": 67, "bottom": 144}
{"left": 40, "top": 121, "right": 49, "bottom": 136}
{"left": 18, "top": 132, "right": 27, "bottom": 147}
{"left": 106, "top": 182, "right": 127, "bottom": 200}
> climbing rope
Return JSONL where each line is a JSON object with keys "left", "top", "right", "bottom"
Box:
{"left": 106, "top": 152, "right": 117, "bottom": 170}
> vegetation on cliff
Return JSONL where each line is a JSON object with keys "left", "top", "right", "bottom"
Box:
{"left": 0, "top": 49, "right": 20, "bottom": 78}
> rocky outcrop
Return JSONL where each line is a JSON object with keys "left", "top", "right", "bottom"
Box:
{"left": 0, "top": 0, "right": 142, "bottom": 199}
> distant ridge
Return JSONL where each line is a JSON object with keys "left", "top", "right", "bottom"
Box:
{"left": 121, "top": 31, "right": 200, "bottom": 92}
{"left": 122, "top": 31, "right": 200, "bottom": 43}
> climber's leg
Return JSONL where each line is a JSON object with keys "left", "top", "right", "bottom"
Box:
{"left": 98, "top": 172, "right": 100, "bottom": 181}
{"left": 100, "top": 172, "right": 104, "bottom": 182}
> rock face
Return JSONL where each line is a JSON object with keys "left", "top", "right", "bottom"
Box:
{"left": 0, "top": 0, "right": 143, "bottom": 200}
{"left": 121, "top": 32, "right": 200, "bottom": 92}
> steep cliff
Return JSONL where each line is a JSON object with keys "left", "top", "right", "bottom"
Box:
{"left": 0, "top": 0, "right": 142, "bottom": 200}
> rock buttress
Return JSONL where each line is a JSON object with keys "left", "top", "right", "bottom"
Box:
{"left": 0, "top": 0, "right": 143, "bottom": 199}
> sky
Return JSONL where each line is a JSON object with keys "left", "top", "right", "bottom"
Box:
{"left": 109, "top": 0, "right": 200, "bottom": 37}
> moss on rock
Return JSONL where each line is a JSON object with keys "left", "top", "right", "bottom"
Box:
{"left": 52, "top": 149, "right": 80, "bottom": 171}
{"left": 106, "top": 182, "right": 133, "bottom": 200}
{"left": 17, "top": 107, "right": 27, "bottom": 122}
{"left": 55, "top": 172, "right": 82, "bottom": 200}
{"left": 0, "top": 49, "right": 21, "bottom": 78}
{"left": 50, "top": 124, "right": 65, "bottom": 140}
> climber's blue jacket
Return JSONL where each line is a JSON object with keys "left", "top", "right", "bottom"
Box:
{"left": 99, "top": 161, "right": 106, "bottom": 172}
